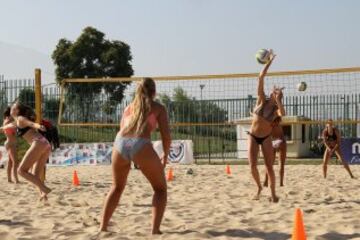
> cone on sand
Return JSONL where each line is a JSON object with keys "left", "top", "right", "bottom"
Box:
{"left": 167, "top": 167, "right": 174, "bottom": 181}
{"left": 226, "top": 165, "right": 231, "bottom": 175}
{"left": 73, "top": 170, "right": 80, "bottom": 186}
{"left": 291, "top": 208, "right": 307, "bottom": 240}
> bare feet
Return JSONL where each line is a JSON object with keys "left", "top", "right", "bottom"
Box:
{"left": 40, "top": 189, "right": 51, "bottom": 201}
{"left": 39, "top": 187, "right": 52, "bottom": 201}
{"left": 43, "top": 186, "right": 52, "bottom": 195}
{"left": 269, "top": 195, "right": 279, "bottom": 203}
{"left": 99, "top": 226, "right": 107, "bottom": 232}
{"left": 152, "top": 230, "right": 163, "bottom": 235}
{"left": 252, "top": 186, "right": 262, "bottom": 200}
{"left": 8, "top": 180, "right": 13, "bottom": 183}
{"left": 39, "top": 194, "right": 48, "bottom": 202}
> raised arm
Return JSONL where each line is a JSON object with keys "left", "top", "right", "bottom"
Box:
{"left": 157, "top": 105, "right": 171, "bottom": 167}
{"left": 257, "top": 53, "right": 276, "bottom": 104}
{"left": 17, "top": 116, "right": 46, "bottom": 131}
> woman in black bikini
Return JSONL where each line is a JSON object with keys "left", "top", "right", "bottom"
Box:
{"left": 1, "top": 102, "right": 52, "bottom": 200}
{"left": 248, "top": 52, "right": 285, "bottom": 202}
{"left": 322, "top": 119, "right": 354, "bottom": 179}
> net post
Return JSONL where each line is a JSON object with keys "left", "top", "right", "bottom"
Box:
{"left": 58, "top": 81, "right": 65, "bottom": 126}
{"left": 35, "top": 68, "right": 42, "bottom": 123}
{"left": 35, "top": 68, "right": 46, "bottom": 182}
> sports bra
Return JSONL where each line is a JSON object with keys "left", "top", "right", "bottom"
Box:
{"left": 253, "top": 99, "right": 278, "bottom": 122}
{"left": 17, "top": 126, "right": 31, "bottom": 137}
{"left": 121, "top": 106, "right": 158, "bottom": 133}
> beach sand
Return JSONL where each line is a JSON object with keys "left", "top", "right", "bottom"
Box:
{"left": 0, "top": 164, "right": 359, "bottom": 240}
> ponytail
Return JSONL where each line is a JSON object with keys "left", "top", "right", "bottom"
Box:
{"left": 121, "top": 78, "right": 155, "bottom": 135}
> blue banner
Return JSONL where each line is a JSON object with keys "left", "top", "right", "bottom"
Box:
{"left": 340, "top": 138, "right": 360, "bottom": 164}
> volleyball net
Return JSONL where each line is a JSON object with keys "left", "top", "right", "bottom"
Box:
{"left": 58, "top": 67, "right": 360, "bottom": 159}
{"left": 59, "top": 67, "right": 360, "bottom": 125}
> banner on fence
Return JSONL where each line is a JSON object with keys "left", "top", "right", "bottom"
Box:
{"left": 153, "top": 140, "right": 194, "bottom": 164}
{"left": 340, "top": 138, "right": 360, "bottom": 164}
{"left": 49, "top": 143, "right": 112, "bottom": 166}
{"left": 48, "top": 140, "right": 194, "bottom": 166}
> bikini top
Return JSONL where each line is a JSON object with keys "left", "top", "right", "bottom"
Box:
{"left": 325, "top": 128, "right": 337, "bottom": 141}
{"left": 121, "top": 106, "right": 158, "bottom": 133}
{"left": 253, "top": 99, "right": 278, "bottom": 123}
{"left": 3, "top": 119, "right": 16, "bottom": 136}
{"left": 17, "top": 126, "right": 31, "bottom": 137}
{"left": 4, "top": 127, "right": 16, "bottom": 136}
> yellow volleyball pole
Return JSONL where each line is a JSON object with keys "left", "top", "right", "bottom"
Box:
{"left": 34, "top": 68, "right": 46, "bottom": 182}
{"left": 35, "top": 68, "right": 42, "bottom": 124}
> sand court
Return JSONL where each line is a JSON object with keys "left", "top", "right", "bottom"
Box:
{"left": 0, "top": 165, "right": 359, "bottom": 240}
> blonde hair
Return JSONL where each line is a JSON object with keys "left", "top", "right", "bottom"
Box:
{"left": 121, "top": 78, "right": 156, "bottom": 135}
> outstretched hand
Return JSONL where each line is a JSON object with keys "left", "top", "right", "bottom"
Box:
{"left": 39, "top": 125, "right": 47, "bottom": 132}
{"left": 268, "top": 49, "right": 276, "bottom": 62}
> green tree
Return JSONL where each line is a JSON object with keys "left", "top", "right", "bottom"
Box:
{"left": 0, "top": 88, "right": 8, "bottom": 122}
{"left": 43, "top": 98, "right": 60, "bottom": 121}
{"left": 52, "top": 26, "right": 134, "bottom": 122}
{"left": 158, "top": 87, "right": 228, "bottom": 135}
{"left": 18, "top": 88, "right": 35, "bottom": 109}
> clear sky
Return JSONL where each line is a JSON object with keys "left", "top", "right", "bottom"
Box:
{"left": 0, "top": 0, "right": 360, "bottom": 81}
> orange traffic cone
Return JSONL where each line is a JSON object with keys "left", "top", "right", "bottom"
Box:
{"left": 73, "top": 170, "right": 80, "bottom": 186}
{"left": 226, "top": 165, "right": 231, "bottom": 175}
{"left": 167, "top": 167, "right": 174, "bottom": 181}
{"left": 291, "top": 208, "right": 307, "bottom": 240}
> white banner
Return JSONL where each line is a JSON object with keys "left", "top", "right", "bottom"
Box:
{"left": 49, "top": 143, "right": 112, "bottom": 166}
{"left": 153, "top": 140, "right": 194, "bottom": 164}
{"left": 49, "top": 140, "right": 194, "bottom": 166}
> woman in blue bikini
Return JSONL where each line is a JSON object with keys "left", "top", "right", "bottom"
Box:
{"left": 100, "top": 78, "right": 171, "bottom": 234}
{"left": 247, "top": 53, "right": 285, "bottom": 202}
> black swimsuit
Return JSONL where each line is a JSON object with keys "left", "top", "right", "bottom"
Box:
{"left": 247, "top": 131, "right": 270, "bottom": 145}
{"left": 17, "top": 126, "right": 31, "bottom": 137}
{"left": 326, "top": 128, "right": 337, "bottom": 142}
{"left": 248, "top": 99, "right": 278, "bottom": 145}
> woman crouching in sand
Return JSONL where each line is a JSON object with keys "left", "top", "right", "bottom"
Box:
{"left": 322, "top": 119, "right": 354, "bottom": 179}
{"left": 100, "top": 78, "right": 171, "bottom": 234}
{"left": 247, "top": 52, "right": 285, "bottom": 202}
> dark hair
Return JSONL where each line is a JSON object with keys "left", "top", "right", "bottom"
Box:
{"left": 3, "top": 107, "right": 11, "bottom": 119}
{"left": 273, "top": 116, "right": 282, "bottom": 124}
{"left": 13, "top": 101, "right": 36, "bottom": 121}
